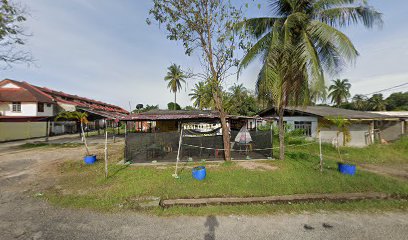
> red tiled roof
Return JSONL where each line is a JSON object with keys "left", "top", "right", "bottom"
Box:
{"left": 0, "top": 79, "right": 129, "bottom": 115}
{"left": 36, "top": 86, "right": 128, "bottom": 113}
{"left": 0, "top": 79, "right": 54, "bottom": 103}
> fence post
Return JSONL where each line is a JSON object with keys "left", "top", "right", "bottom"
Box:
{"left": 173, "top": 126, "right": 184, "bottom": 178}
{"left": 104, "top": 131, "right": 108, "bottom": 179}
{"left": 124, "top": 121, "right": 127, "bottom": 164}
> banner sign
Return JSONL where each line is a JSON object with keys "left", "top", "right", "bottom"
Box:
{"left": 182, "top": 122, "right": 222, "bottom": 137}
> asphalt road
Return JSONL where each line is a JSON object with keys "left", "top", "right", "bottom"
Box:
{"left": 0, "top": 140, "right": 407, "bottom": 240}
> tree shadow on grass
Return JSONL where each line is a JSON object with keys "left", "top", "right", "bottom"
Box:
{"left": 108, "top": 164, "right": 129, "bottom": 179}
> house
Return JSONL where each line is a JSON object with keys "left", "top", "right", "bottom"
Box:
{"left": 369, "top": 111, "right": 408, "bottom": 142}
{"left": 120, "top": 109, "right": 267, "bottom": 132}
{"left": 120, "top": 110, "right": 271, "bottom": 163}
{"left": 0, "top": 79, "right": 128, "bottom": 141}
{"left": 258, "top": 106, "right": 405, "bottom": 147}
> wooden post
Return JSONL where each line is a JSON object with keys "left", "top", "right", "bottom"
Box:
{"left": 104, "top": 131, "right": 108, "bottom": 179}
{"left": 173, "top": 125, "right": 184, "bottom": 178}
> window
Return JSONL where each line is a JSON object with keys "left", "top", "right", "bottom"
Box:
{"left": 38, "top": 103, "right": 44, "bottom": 112}
{"left": 294, "top": 121, "right": 312, "bottom": 137}
{"left": 12, "top": 102, "right": 21, "bottom": 112}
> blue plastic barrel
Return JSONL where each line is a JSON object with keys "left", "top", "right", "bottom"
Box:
{"left": 84, "top": 155, "right": 97, "bottom": 164}
{"left": 192, "top": 166, "right": 206, "bottom": 181}
{"left": 338, "top": 163, "right": 356, "bottom": 175}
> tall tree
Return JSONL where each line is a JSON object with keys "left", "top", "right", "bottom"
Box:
{"left": 369, "top": 93, "right": 386, "bottom": 111}
{"left": 0, "top": 0, "right": 32, "bottom": 69}
{"left": 189, "top": 81, "right": 213, "bottom": 110}
{"left": 237, "top": 0, "right": 381, "bottom": 160}
{"left": 55, "top": 111, "right": 91, "bottom": 156}
{"left": 386, "top": 92, "right": 408, "bottom": 111}
{"left": 328, "top": 79, "right": 352, "bottom": 107}
{"left": 352, "top": 94, "right": 368, "bottom": 110}
{"left": 164, "top": 64, "right": 186, "bottom": 110}
{"left": 149, "top": 0, "right": 248, "bottom": 161}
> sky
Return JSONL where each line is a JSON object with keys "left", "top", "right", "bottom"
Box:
{"left": 2, "top": 0, "right": 408, "bottom": 110}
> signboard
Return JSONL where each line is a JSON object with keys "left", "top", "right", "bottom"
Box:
{"left": 182, "top": 122, "right": 222, "bottom": 137}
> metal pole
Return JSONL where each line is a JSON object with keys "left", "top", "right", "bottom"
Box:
{"left": 270, "top": 123, "right": 273, "bottom": 159}
{"left": 173, "top": 126, "right": 184, "bottom": 178}
{"left": 319, "top": 131, "right": 323, "bottom": 172}
{"left": 104, "top": 131, "right": 108, "bottom": 179}
{"left": 124, "top": 121, "right": 128, "bottom": 164}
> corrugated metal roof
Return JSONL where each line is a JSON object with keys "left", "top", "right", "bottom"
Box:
{"left": 259, "top": 106, "right": 389, "bottom": 120}
{"left": 121, "top": 110, "right": 220, "bottom": 121}
{"left": 120, "top": 110, "right": 265, "bottom": 121}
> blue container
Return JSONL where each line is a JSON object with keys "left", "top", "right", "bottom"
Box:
{"left": 192, "top": 166, "right": 206, "bottom": 181}
{"left": 84, "top": 155, "right": 97, "bottom": 164}
{"left": 338, "top": 162, "right": 356, "bottom": 176}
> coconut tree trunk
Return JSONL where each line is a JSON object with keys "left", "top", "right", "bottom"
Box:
{"left": 80, "top": 121, "right": 90, "bottom": 156}
{"left": 174, "top": 91, "right": 177, "bottom": 110}
{"left": 278, "top": 106, "right": 285, "bottom": 160}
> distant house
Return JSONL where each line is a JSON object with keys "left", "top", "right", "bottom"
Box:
{"left": 259, "top": 106, "right": 406, "bottom": 147}
{"left": 0, "top": 79, "right": 128, "bottom": 142}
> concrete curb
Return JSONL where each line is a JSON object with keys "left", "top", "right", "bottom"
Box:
{"left": 160, "top": 192, "right": 405, "bottom": 208}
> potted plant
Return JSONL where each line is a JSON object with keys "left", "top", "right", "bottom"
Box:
{"left": 55, "top": 111, "right": 96, "bottom": 164}
{"left": 326, "top": 116, "right": 356, "bottom": 175}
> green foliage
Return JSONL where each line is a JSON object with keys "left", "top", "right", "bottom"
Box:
{"left": 55, "top": 111, "right": 88, "bottom": 124}
{"left": 46, "top": 143, "right": 408, "bottom": 212}
{"left": 0, "top": 0, "right": 32, "bottom": 68}
{"left": 223, "top": 84, "right": 259, "bottom": 116}
{"left": 132, "top": 104, "right": 159, "bottom": 113}
{"left": 236, "top": 0, "right": 381, "bottom": 159}
{"left": 338, "top": 91, "right": 408, "bottom": 111}
{"left": 368, "top": 93, "right": 386, "bottom": 111}
{"left": 325, "top": 115, "right": 351, "bottom": 147}
{"left": 184, "top": 105, "right": 195, "bottom": 110}
{"left": 328, "top": 79, "right": 352, "bottom": 106}
{"left": 189, "top": 81, "right": 214, "bottom": 110}
{"left": 386, "top": 92, "right": 408, "bottom": 111}
{"left": 167, "top": 102, "right": 181, "bottom": 110}
{"left": 164, "top": 64, "right": 187, "bottom": 110}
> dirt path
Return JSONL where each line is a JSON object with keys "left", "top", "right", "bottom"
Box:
{"left": 359, "top": 164, "right": 408, "bottom": 181}
{"left": 0, "top": 141, "right": 408, "bottom": 239}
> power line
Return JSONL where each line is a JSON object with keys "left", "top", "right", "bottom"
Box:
{"left": 362, "top": 82, "right": 408, "bottom": 96}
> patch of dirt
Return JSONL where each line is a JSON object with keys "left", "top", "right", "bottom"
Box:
{"left": 237, "top": 161, "right": 278, "bottom": 171}
{"left": 359, "top": 164, "right": 408, "bottom": 181}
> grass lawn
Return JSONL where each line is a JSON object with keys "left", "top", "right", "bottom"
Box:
{"left": 43, "top": 137, "right": 408, "bottom": 215}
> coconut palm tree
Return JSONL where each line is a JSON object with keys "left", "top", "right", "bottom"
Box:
{"left": 352, "top": 94, "right": 368, "bottom": 110}
{"left": 369, "top": 93, "right": 386, "bottom": 111}
{"left": 237, "top": 0, "right": 382, "bottom": 160}
{"left": 328, "top": 79, "right": 352, "bottom": 106}
{"left": 189, "top": 81, "right": 213, "bottom": 110}
{"left": 55, "top": 111, "right": 90, "bottom": 156}
{"left": 164, "top": 64, "right": 186, "bottom": 110}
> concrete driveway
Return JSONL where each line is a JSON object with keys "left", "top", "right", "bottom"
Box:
{"left": 0, "top": 141, "right": 407, "bottom": 240}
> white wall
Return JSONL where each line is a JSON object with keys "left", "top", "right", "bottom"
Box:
{"left": 320, "top": 123, "right": 370, "bottom": 147}
{"left": 36, "top": 103, "right": 54, "bottom": 116}
{"left": 0, "top": 102, "right": 37, "bottom": 116}
{"left": 283, "top": 116, "right": 319, "bottom": 137}
{"left": 0, "top": 102, "right": 54, "bottom": 117}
